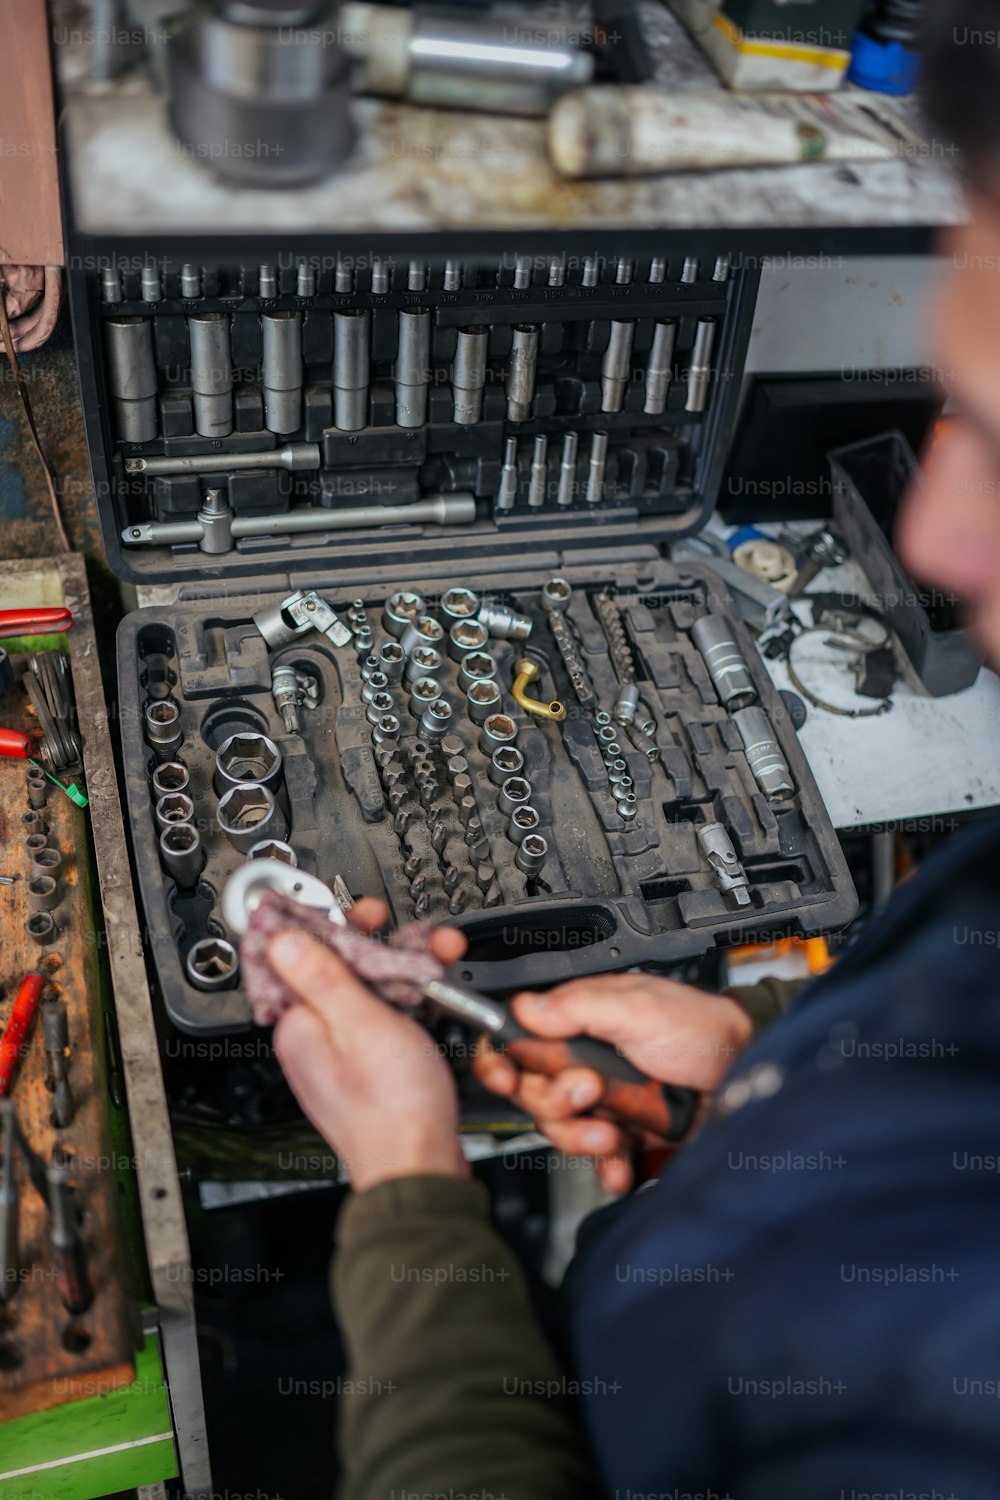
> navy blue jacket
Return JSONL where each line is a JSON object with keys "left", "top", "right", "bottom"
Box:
{"left": 563, "top": 812, "right": 1000, "bottom": 1500}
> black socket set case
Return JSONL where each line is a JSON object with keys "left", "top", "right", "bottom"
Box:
{"left": 71, "top": 248, "right": 858, "bottom": 1036}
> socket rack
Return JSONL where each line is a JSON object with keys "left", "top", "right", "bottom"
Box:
{"left": 72, "top": 249, "right": 758, "bottom": 588}
{"left": 0, "top": 648, "right": 135, "bottom": 1417}
{"left": 115, "top": 557, "right": 856, "bottom": 1035}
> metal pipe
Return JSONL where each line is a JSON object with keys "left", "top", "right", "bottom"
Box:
{"left": 261, "top": 311, "right": 303, "bottom": 435}
{"left": 188, "top": 311, "right": 233, "bottom": 438}
{"left": 122, "top": 493, "right": 477, "bottom": 549}
{"left": 104, "top": 317, "right": 158, "bottom": 443}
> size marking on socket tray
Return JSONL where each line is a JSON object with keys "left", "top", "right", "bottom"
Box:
{"left": 119, "top": 562, "right": 856, "bottom": 1034}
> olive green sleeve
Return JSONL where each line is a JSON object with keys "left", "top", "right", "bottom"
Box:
{"left": 332, "top": 1174, "right": 598, "bottom": 1500}
{"left": 725, "top": 975, "right": 807, "bottom": 1036}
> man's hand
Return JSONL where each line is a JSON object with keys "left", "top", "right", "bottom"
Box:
{"left": 473, "top": 975, "right": 753, "bottom": 1192}
{"left": 270, "top": 899, "right": 470, "bottom": 1193}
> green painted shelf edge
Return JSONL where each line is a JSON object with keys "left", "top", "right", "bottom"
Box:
{"left": 0, "top": 1330, "right": 178, "bottom": 1500}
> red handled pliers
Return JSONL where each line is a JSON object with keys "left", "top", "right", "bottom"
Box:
{"left": 0, "top": 607, "right": 73, "bottom": 641}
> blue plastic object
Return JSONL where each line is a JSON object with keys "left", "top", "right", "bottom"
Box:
{"left": 847, "top": 28, "right": 922, "bottom": 94}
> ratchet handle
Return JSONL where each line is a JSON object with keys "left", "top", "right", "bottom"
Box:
{"left": 496, "top": 1016, "right": 699, "bottom": 1142}
{"left": 0, "top": 607, "right": 73, "bottom": 640}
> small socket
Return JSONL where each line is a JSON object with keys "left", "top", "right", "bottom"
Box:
{"left": 30, "top": 846, "right": 62, "bottom": 879}
{"left": 441, "top": 587, "right": 480, "bottom": 621}
{"left": 480, "top": 714, "right": 517, "bottom": 754}
{"left": 619, "top": 794, "right": 638, "bottom": 821}
{"left": 365, "top": 691, "right": 396, "bottom": 724}
{"left": 185, "top": 936, "right": 239, "bottom": 992}
{"left": 405, "top": 646, "right": 443, "bottom": 685}
{"left": 467, "top": 680, "right": 503, "bottom": 725}
{"left": 361, "top": 671, "right": 390, "bottom": 704}
{"left": 378, "top": 642, "right": 406, "bottom": 683}
{"left": 145, "top": 699, "right": 182, "bottom": 757}
{"left": 612, "top": 776, "right": 634, "bottom": 802}
{"left": 420, "top": 699, "right": 453, "bottom": 741}
{"left": 247, "top": 840, "right": 297, "bottom": 865}
{"left": 489, "top": 746, "right": 524, "bottom": 786}
{"left": 214, "top": 732, "right": 282, "bottom": 796}
{"left": 498, "top": 777, "right": 532, "bottom": 817}
{"left": 21, "top": 811, "right": 47, "bottom": 838}
{"left": 155, "top": 792, "right": 196, "bottom": 830}
{"left": 383, "top": 591, "right": 425, "bottom": 638}
{"left": 27, "top": 911, "right": 57, "bottom": 946}
{"left": 507, "top": 805, "right": 540, "bottom": 845}
{"left": 448, "top": 619, "right": 490, "bottom": 662}
{"left": 151, "top": 761, "right": 190, "bottom": 800}
{"left": 372, "top": 714, "right": 401, "bottom": 744}
{"left": 409, "top": 677, "right": 440, "bottom": 715}
{"left": 400, "top": 615, "right": 445, "bottom": 656}
{"left": 515, "top": 833, "right": 548, "bottom": 874}
{"left": 458, "top": 652, "right": 497, "bottom": 693}
{"left": 542, "top": 577, "right": 571, "bottom": 613}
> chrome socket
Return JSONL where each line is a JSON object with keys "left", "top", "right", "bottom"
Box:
{"left": 405, "top": 646, "right": 443, "bottom": 685}
{"left": 441, "top": 587, "right": 480, "bottom": 622}
{"left": 188, "top": 311, "right": 233, "bottom": 439}
{"left": 691, "top": 615, "right": 757, "bottom": 710}
{"left": 507, "top": 805, "right": 540, "bottom": 845}
{"left": 489, "top": 745, "right": 524, "bottom": 786}
{"left": 261, "top": 310, "right": 303, "bottom": 435}
{"left": 409, "top": 678, "right": 441, "bottom": 716}
{"left": 506, "top": 324, "right": 539, "bottom": 422}
{"left": 452, "top": 326, "right": 488, "bottom": 425}
{"left": 601, "top": 319, "right": 635, "bottom": 413}
{"left": 378, "top": 642, "right": 406, "bottom": 683}
{"left": 612, "top": 776, "right": 634, "bottom": 802}
{"left": 733, "top": 706, "right": 795, "bottom": 802}
{"left": 607, "top": 759, "right": 628, "bottom": 785}
{"left": 478, "top": 601, "right": 532, "bottom": 641}
{"left": 400, "top": 615, "right": 445, "bottom": 656}
{"left": 613, "top": 683, "right": 640, "bottom": 725}
{"left": 467, "top": 680, "right": 503, "bottom": 724}
{"left": 515, "top": 833, "right": 548, "bottom": 874}
{"left": 420, "top": 699, "right": 453, "bottom": 741}
{"left": 527, "top": 434, "right": 549, "bottom": 509}
{"left": 480, "top": 714, "right": 517, "bottom": 755}
{"left": 155, "top": 792, "right": 196, "bottom": 831}
{"left": 365, "top": 691, "right": 396, "bottom": 724}
{"left": 214, "top": 732, "right": 283, "bottom": 797}
{"left": 333, "top": 309, "right": 371, "bottom": 431}
{"left": 248, "top": 839, "right": 297, "bottom": 865}
{"left": 27, "top": 912, "right": 57, "bottom": 946}
{"left": 372, "top": 714, "right": 401, "bottom": 745}
{"left": 151, "top": 760, "right": 190, "bottom": 800}
{"left": 448, "top": 619, "right": 489, "bottom": 661}
{"left": 541, "top": 577, "right": 571, "bottom": 613}
{"left": 217, "top": 784, "right": 288, "bottom": 854}
{"left": 383, "top": 590, "right": 425, "bottom": 639}
{"left": 619, "top": 795, "right": 638, "bottom": 822}
{"left": 145, "top": 699, "right": 183, "bottom": 759}
{"left": 556, "top": 431, "right": 578, "bottom": 507}
{"left": 361, "top": 671, "right": 390, "bottom": 704}
{"left": 395, "top": 306, "right": 431, "bottom": 428}
{"left": 186, "top": 936, "right": 239, "bottom": 992}
{"left": 644, "top": 319, "right": 676, "bottom": 416}
{"left": 458, "top": 652, "right": 497, "bottom": 693}
{"left": 498, "top": 777, "right": 532, "bottom": 818}
{"left": 159, "top": 822, "right": 204, "bottom": 888}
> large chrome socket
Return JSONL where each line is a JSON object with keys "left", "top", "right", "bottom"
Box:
{"left": 217, "top": 784, "right": 288, "bottom": 853}
{"left": 214, "top": 733, "right": 283, "bottom": 797}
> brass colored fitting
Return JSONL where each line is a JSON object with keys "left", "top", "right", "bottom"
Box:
{"left": 511, "top": 659, "right": 567, "bottom": 722}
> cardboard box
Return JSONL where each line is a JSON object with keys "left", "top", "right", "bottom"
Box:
{"left": 670, "top": 0, "right": 869, "bottom": 90}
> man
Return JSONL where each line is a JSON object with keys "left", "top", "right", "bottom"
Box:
{"left": 270, "top": 10, "right": 1000, "bottom": 1496}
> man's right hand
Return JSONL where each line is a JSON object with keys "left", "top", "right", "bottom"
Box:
{"left": 472, "top": 975, "right": 753, "bottom": 1192}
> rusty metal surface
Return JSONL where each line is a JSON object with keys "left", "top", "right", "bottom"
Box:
{"left": 3, "top": 557, "right": 211, "bottom": 1496}
{"left": 58, "top": 4, "right": 965, "bottom": 238}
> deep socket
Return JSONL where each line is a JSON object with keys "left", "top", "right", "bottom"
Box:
{"left": 686, "top": 318, "right": 717, "bottom": 414}
{"left": 691, "top": 615, "right": 756, "bottom": 709}
{"left": 733, "top": 706, "right": 795, "bottom": 801}
{"left": 334, "top": 309, "right": 371, "bottom": 430}
{"left": 506, "top": 325, "right": 539, "bottom": 421}
{"left": 159, "top": 822, "right": 204, "bottom": 887}
{"left": 452, "top": 326, "right": 488, "bottom": 425}
{"left": 601, "top": 320, "right": 635, "bottom": 412}
{"left": 556, "top": 431, "right": 578, "bottom": 506}
{"left": 145, "top": 699, "right": 183, "bottom": 759}
{"left": 155, "top": 792, "right": 195, "bottom": 831}
{"left": 527, "top": 435, "right": 549, "bottom": 508}
{"left": 261, "top": 311, "right": 304, "bottom": 435}
{"left": 214, "top": 732, "right": 283, "bottom": 796}
{"left": 496, "top": 437, "right": 519, "bottom": 512}
{"left": 395, "top": 307, "right": 431, "bottom": 428}
{"left": 103, "top": 317, "right": 158, "bottom": 443}
{"left": 644, "top": 320, "right": 676, "bottom": 415}
{"left": 586, "top": 431, "right": 609, "bottom": 505}
{"left": 188, "top": 311, "right": 233, "bottom": 438}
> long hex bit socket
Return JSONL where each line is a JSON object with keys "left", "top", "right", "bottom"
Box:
{"left": 452, "top": 326, "right": 488, "bottom": 425}
{"left": 395, "top": 307, "right": 431, "bottom": 428}
{"left": 334, "top": 309, "right": 371, "bottom": 430}
{"left": 506, "top": 324, "right": 539, "bottom": 421}
{"left": 104, "top": 317, "right": 158, "bottom": 443}
{"left": 261, "top": 310, "right": 303, "bottom": 434}
{"left": 644, "top": 319, "right": 676, "bottom": 415}
{"left": 188, "top": 311, "right": 233, "bottom": 438}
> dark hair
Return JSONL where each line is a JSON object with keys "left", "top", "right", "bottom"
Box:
{"left": 921, "top": 4, "right": 1000, "bottom": 182}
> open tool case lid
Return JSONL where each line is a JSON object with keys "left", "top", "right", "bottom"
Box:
{"left": 68, "top": 235, "right": 759, "bottom": 595}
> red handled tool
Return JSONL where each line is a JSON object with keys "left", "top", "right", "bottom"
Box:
{"left": 0, "top": 972, "right": 45, "bottom": 1098}
{"left": 0, "top": 729, "right": 32, "bottom": 760}
{"left": 0, "top": 608, "right": 73, "bottom": 641}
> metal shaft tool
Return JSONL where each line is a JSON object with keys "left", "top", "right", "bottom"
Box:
{"left": 47, "top": 1160, "right": 93, "bottom": 1315}
{"left": 527, "top": 435, "right": 548, "bottom": 508}
{"left": 42, "top": 1001, "right": 74, "bottom": 1128}
{"left": 644, "top": 319, "right": 676, "bottom": 415}
{"left": 601, "top": 320, "right": 635, "bottom": 412}
{"left": 496, "top": 438, "right": 519, "bottom": 512}
{"left": 122, "top": 493, "right": 477, "bottom": 550}
{"left": 586, "top": 431, "right": 609, "bottom": 505}
{"left": 261, "top": 311, "right": 303, "bottom": 435}
{"left": 395, "top": 307, "right": 432, "bottom": 428}
{"left": 0, "top": 1103, "right": 18, "bottom": 1301}
{"left": 556, "top": 432, "right": 578, "bottom": 506}
{"left": 125, "top": 443, "right": 320, "bottom": 478}
{"left": 452, "top": 326, "right": 488, "bottom": 425}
